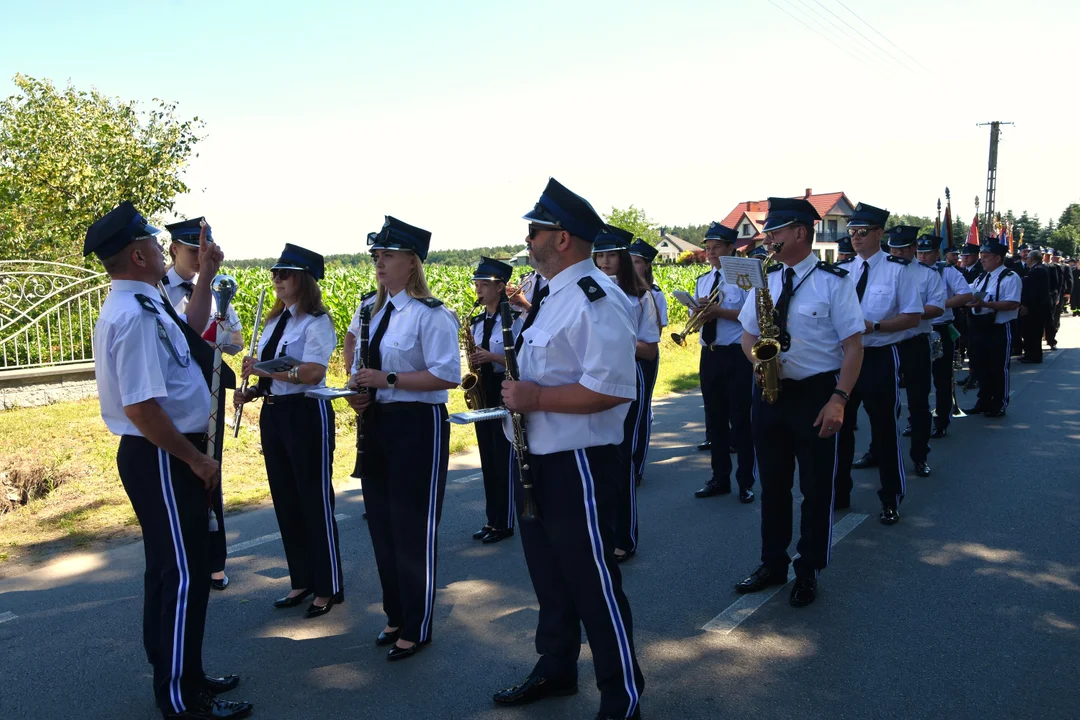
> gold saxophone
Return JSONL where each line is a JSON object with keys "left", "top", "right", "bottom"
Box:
{"left": 751, "top": 254, "right": 782, "bottom": 404}
{"left": 460, "top": 300, "right": 487, "bottom": 410}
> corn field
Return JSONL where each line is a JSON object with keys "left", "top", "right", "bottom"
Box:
{"left": 224, "top": 264, "right": 708, "bottom": 340}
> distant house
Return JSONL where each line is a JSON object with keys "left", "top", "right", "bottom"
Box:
{"left": 720, "top": 189, "right": 855, "bottom": 263}
{"left": 509, "top": 247, "right": 531, "bottom": 267}
{"left": 655, "top": 230, "right": 702, "bottom": 263}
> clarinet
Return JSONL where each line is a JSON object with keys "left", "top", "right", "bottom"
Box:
{"left": 499, "top": 295, "right": 538, "bottom": 521}
{"left": 351, "top": 305, "right": 371, "bottom": 479}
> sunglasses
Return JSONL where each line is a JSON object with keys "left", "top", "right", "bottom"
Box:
{"left": 271, "top": 269, "right": 295, "bottom": 280}
{"left": 848, "top": 227, "right": 880, "bottom": 237}
{"left": 528, "top": 224, "right": 561, "bottom": 240}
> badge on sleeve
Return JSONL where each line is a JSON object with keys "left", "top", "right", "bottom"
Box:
{"left": 578, "top": 278, "right": 606, "bottom": 301}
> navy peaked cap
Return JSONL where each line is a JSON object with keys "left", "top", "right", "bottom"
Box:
{"left": 523, "top": 177, "right": 605, "bottom": 242}
{"left": 704, "top": 221, "right": 738, "bottom": 243}
{"left": 473, "top": 256, "right": 513, "bottom": 283}
{"left": 628, "top": 239, "right": 658, "bottom": 262}
{"left": 368, "top": 216, "right": 432, "bottom": 261}
{"left": 592, "top": 224, "right": 633, "bottom": 253}
{"left": 847, "top": 203, "right": 890, "bottom": 228}
{"left": 763, "top": 197, "right": 821, "bottom": 232}
{"left": 271, "top": 243, "right": 324, "bottom": 280}
{"left": 83, "top": 201, "right": 163, "bottom": 259}
{"left": 164, "top": 217, "right": 211, "bottom": 247}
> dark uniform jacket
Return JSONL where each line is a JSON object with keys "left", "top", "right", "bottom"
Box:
{"left": 1021, "top": 264, "right": 1052, "bottom": 320}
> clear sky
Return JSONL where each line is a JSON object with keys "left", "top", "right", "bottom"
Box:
{"left": 2, "top": 0, "right": 1077, "bottom": 259}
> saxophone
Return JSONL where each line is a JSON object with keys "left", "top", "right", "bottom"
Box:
{"left": 751, "top": 256, "right": 782, "bottom": 404}
{"left": 460, "top": 300, "right": 487, "bottom": 410}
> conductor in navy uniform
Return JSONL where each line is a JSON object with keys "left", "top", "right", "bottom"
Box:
{"left": 86, "top": 203, "right": 252, "bottom": 720}
{"left": 493, "top": 178, "right": 645, "bottom": 720}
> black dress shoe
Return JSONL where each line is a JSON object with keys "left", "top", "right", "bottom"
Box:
{"left": 273, "top": 589, "right": 313, "bottom": 609}
{"left": 833, "top": 496, "right": 850, "bottom": 510}
{"left": 789, "top": 577, "right": 817, "bottom": 607}
{"left": 880, "top": 506, "right": 900, "bottom": 525}
{"left": 635, "top": 473, "right": 643, "bottom": 487}
{"left": 852, "top": 453, "right": 878, "bottom": 469}
{"left": 739, "top": 487, "right": 755, "bottom": 504}
{"left": 694, "top": 479, "right": 731, "bottom": 498}
{"left": 210, "top": 574, "right": 229, "bottom": 592}
{"left": 615, "top": 549, "right": 635, "bottom": 564}
{"left": 964, "top": 405, "right": 986, "bottom": 415}
{"left": 482, "top": 527, "right": 514, "bottom": 544}
{"left": 914, "top": 461, "right": 931, "bottom": 477}
{"left": 304, "top": 591, "right": 344, "bottom": 619}
{"left": 376, "top": 629, "right": 401, "bottom": 647}
{"left": 930, "top": 427, "right": 947, "bottom": 439}
{"left": 1018, "top": 358, "right": 1042, "bottom": 364}
{"left": 473, "top": 525, "right": 494, "bottom": 540}
{"left": 163, "top": 695, "right": 253, "bottom": 719}
{"left": 697, "top": 440, "right": 711, "bottom": 451}
{"left": 984, "top": 409, "right": 1006, "bottom": 418}
{"left": 204, "top": 675, "right": 240, "bottom": 695}
{"left": 493, "top": 675, "right": 578, "bottom": 706}
{"left": 734, "top": 564, "right": 788, "bottom": 594}
{"left": 387, "top": 640, "right": 429, "bottom": 662}
{"left": 901, "top": 425, "right": 912, "bottom": 437}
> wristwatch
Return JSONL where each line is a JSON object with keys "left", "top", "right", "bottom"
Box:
{"left": 872, "top": 321, "right": 881, "bottom": 333}
{"left": 385, "top": 372, "right": 398, "bottom": 388}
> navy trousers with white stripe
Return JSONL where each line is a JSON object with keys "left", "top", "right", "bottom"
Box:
{"left": 752, "top": 373, "right": 838, "bottom": 579}
{"left": 117, "top": 434, "right": 210, "bottom": 714}
{"left": 837, "top": 345, "right": 906, "bottom": 507}
{"left": 700, "top": 344, "right": 756, "bottom": 489}
{"left": 630, "top": 355, "right": 659, "bottom": 481}
{"left": 898, "top": 333, "right": 932, "bottom": 464}
{"left": 517, "top": 445, "right": 644, "bottom": 719}
{"left": 616, "top": 364, "right": 645, "bottom": 552}
{"left": 364, "top": 402, "right": 449, "bottom": 643}
{"left": 974, "top": 322, "right": 1012, "bottom": 413}
{"left": 476, "top": 373, "right": 514, "bottom": 531}
{"left": 261, "top": 397, "right": 343, "bottom": 599}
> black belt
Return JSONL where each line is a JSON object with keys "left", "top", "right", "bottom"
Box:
{"left": 704, "top": 342, "right": 740, "bottom": 353}
{"left": 780, "top": 370, "right": 839, "bottom": 388}
{"left": 183, "top": 432, "right": 209, "bottom": 443}
{"left": 263, "top": 393, "right": 313, "bottom": 406}
{"left": 373, "top": 401, "right": 443, "bottom": 414}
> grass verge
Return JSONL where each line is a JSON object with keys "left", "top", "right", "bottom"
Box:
{"left": 0, "top": 338, "right": 700, "bottom": 573}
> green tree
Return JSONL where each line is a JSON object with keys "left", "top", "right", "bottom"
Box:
{"left": 667, "top": 223, "right": 709, "bottom": 246}
{"left": 0, "top": 74, "right": 204, "bottom": 262}
{"left": 604, "top": 205, "right": 662, "bottom": 246}
{"left": 1058, "top": 203, "right": 1080, "bottom": 230}
{"left": 1048, "top": 225, "right": 1079, "bottom": 257}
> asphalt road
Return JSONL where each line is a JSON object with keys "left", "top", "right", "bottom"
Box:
{"left": 2, "top": 322, "right": 1078, "bottom": 719}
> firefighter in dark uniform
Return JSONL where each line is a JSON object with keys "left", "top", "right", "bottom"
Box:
{"left": 733, "top": 197, "right": 865, "bottom": 607}
{"left": 1019, "top": 249, "right": 1052, "bottom": 364}
{"left": 493, "top": 178, "right": 644, "bottom": 720}
{"left": 964, "top": 240, "right": 1022, "bottom": 416}
{"left": 468, "top": 256, "right": 523, "bottom": 544}
{"left": 86, "top": 202, "right": 252, "bottom": 720}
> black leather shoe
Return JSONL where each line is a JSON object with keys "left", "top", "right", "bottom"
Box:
{"left": 880, "top": 506, "right": 900, "bottom": 525}
{"left": 789, "top": 577, "right": 817, "bottom": 607}
{"left": 964, "top": 405, "right": 985, "bottom": 415}
{"left": 473, "top": 525, "right": 494, "bottom": 540}
{"left": 901, "top": 425, "right": 912, "bottom": 437}
{"left": 833, "top": 496, "right": 851, "bottom": 510}
{"left": 739, "top": 487, "right": 755, "bottom": 504}
{"left": 1018, "top": 358, "right": 1042, "bottom": 364}
{"left": 387, "top": 640, "right": 429, "bottom": 662}
{"left": 210, "top": 574, "right": 229, "bottom": 592}
{"left": 482, "top": 527, "right": 514, "bottom": 544}
{"left": 695, "top": 479, "right": 731, "bottom": 498}
{"left": 596, "top": 710, "right": 641, "bottom": 720}
{"left": 852, "top": 453, "right": 878, "bottom": 469}
{"left": 984, "top": 409, "right": 1006, "bottom": 418}
{"left": 493, "top": 675, "right": 579, "bottom": 706}
{"left": 635, "top": 473, "right": 643, "bottom": 487}
{"left": 163, "top": 695, "right": 253, "bottom": 719}
{"left": 734, "top": 564, "right": 788, "bottom": 594}
{"left": 930, "top": 427, "right": 947, "bottom": 439}
{"left": 204, "top": 675, "right": 240, "bottom": 695}
{"left": 376, "top": 629, "right": 401, "bottom": 647}
{"left": 697, "top": 440, "right": 711, "bottom": 451}
{"left": 914, "top": 461, "right": 931, "bottom": 477}
{"left": 304, "top": 591, "right": 344, "bottom": 619}
{"left": 273, "top": 589, "right": 313, "bottom": 609}
{"left": 615, "top": 549, "right": 635, "bottom": 564}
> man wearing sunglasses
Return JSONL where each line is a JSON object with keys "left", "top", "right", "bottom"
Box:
{"left": 835, "top": 204, "right": 922, "bottom": 525}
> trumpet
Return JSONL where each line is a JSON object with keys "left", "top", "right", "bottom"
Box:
{"left": 506, "top": 272, "right": 538, "bottom": 307}
{"left": 670, "top": 283, "right": 725, "bottom": 346}
{"left": 232, "top": 287, "right": 268, "bottom": 437}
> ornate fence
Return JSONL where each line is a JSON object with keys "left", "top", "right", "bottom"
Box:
{"left": 0, "top": 261, "right": 110, "bottom": 370}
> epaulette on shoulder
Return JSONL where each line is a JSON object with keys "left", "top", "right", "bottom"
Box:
{"left": 133, "top": 293, "right": 160, "bottom": 315}
{"left": 419, "top": 297, "right": 444, "bottom": 308}
{"left": 835, "top": 257, "right": 855, "bottom": 265}
{"left": 651, "top": 283, "right": 661, "bottom": 292}
{"left": 577, "top": 277, "right": 607, "bottom": 302}
{"left": 696, "top": 270, "right": 712, "bottom": 280}
{"left": 470, "top": 312, "right": 484, "bottom": 326}
{"left": 887, "top": 255, "right": 911, "bottom": 265}
{"left": 767, "top": 264, "right": 783, "bottom": 273}
{"left": 817, "top": 260, "right": 848, "bottom": 277}
{"left": 311, "top": 309, "right": 327, "bottom": 317}
{"left": 361, "top": 290, "right": 377, "bottom": 301}
{"left": 1001, "top": 269, "right": 1015, "bottom": 278}
{"left": 161, "top": 275, "right": 171, "bottom": 286}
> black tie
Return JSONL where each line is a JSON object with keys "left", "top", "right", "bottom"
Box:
{"left": 774, "top": 268, "right": 795, "bottom": 352}
{"left": 515, "top": 283, "right": 549, "bottom": 353}
{"left": 856, "top": 261, "right": 870, "bottom": 301}
{"left": 179, "top": 281, "right": 195, "bottom": 296}
{"left": 369, "top": 303, "right": 395, "bottom": 372}
{"left": 257, "top": 309, "right": 291, "bottom": 394}
{"left": 701, "top": 271, "right": 720, "bottom": 346}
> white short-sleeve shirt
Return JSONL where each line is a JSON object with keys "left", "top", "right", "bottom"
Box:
{"left": 847, "top": 250, "right": 924, "bottom": 348}
{"left": 695, "top": 267, "right": 749, "bottom": 347}
{"left": 368, "top": 291, "right": 462, "bottom": 404}
{"left": 161, "top": 267, "right": 242, "bottom": 336}
{"left": 470, "top": 307, "right": 524, "bottom": 374}
{"left": 257, "top": 305, "right": 337, "bottom": 396}
{"left": 906, "top": 261, "right": 947, "bottom": 338}
{"left": 971, "top": 265, "right": 1022, "bottom": 324}
{"left": 934, "top": 263, "right": 971, "bottom": 324}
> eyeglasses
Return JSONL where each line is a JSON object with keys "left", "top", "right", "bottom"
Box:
{"left": 528, "top": 224, "right": 561, "bottom": 240}
{"left": 271, "top": 269, "right": 295, "bottom": 280}
{"left": 848, "top": 227, "right": 879, "bottom": 237}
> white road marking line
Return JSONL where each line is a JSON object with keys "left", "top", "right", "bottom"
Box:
{"left": 228, "top": 513, "right": 349, "bottom": 554}
{"left": 703, "top": 512, "right": 869, "bottom": 635}
{"left": 0, "top": 611, "right": 18, "bottom": 624}
{"left": 452, "top": 472, "right": 483, "bottom": 484}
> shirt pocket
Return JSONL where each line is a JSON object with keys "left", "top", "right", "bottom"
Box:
{"left": 797, "top": 302, "right": 831, "bottom": 321}
{"left": 521, "top": 327, "right": 553, "bottom": 379}
{"left": 381, "top": 331, "right": 417, "bottom": 367}
{"left": 865, "top": 286, "right": 892, "bottom": 313}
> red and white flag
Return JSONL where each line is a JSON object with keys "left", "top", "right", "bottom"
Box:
{"left": 966, "top": 214, "right": 980, "bottom": 245}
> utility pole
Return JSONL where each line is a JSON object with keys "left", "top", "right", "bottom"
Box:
{"left": 977, "top": 121, "right": 1014, "bottom": 238}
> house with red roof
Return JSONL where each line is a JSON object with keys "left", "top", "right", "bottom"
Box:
{"left": 720, "top": 189, "right": 856, "bottom": 263}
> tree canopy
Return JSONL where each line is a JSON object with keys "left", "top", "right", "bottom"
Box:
{"left": 605, "top": 205, "right": 662, "bottom": 246}
{"left": 0, "top": 74, "right": 204, "bottom": 263}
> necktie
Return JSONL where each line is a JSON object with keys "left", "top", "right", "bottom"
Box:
{"left": 856, "top": 261, "right": 870, "bottom": 301}
{"left": 179, "top": 281, "right": 195, "bottom": 296}
{"left": 369, "top": 302, "right": 395, "bottom": 372}
{"left": 515, "top": 283, "right": 549, "bottom": 353}
{"left": 257, "top": 309, "right": 291, "bottom": 394}
{"left": 480, "top": 313, "right": 497, "bottom": 379}
{"left": 701, "top": 271, "right": 720, "bottom": 346}
{"left": 774, "top": 267, "right": 795, "bottom": 351}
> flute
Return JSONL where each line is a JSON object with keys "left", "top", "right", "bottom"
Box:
{"left": 232, "top": 287, "right": 268, "bottom": 437}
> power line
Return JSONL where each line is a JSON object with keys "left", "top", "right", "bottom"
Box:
{"left": 783, "top": 0, "right": 880, "bottom": 64}
{"left": 796, "top": 0, "right": 900, "bottom": 71}
{"left": 811, "top": 0, "right": 920, "bottom": 74}
{"left": 834, "top": 0, "right": 933, "bottom": 73}
{"left": 766, "top": 0, "right": 864, "bottom": 62}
